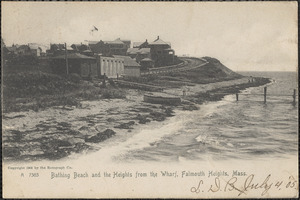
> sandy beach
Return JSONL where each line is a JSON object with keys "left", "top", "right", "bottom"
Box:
{"left": 2, "top": 76, "right": 270, "bottom": 161}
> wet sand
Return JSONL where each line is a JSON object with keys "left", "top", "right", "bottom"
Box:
{"left": 2, "top": 77, "right": 270, "bottom": 161}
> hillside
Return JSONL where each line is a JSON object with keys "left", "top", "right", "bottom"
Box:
{"left": 166, "top": 57, "right": 242, "bottom": 83}
{"left": 202, "top": 56, "right": 241, "bottom": 77}
{"left": 124, "top": 57, "right": 243, "bottom": 87}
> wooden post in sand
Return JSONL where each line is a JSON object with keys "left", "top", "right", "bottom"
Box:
{"left": 264, "top": 87, "right": 267, "bottom": 104}
{"left": 65, "top": 43, "right": 69, "bottom": 75}
{"left": 293, "top": 89, "right": 296, "bottom": 106}
{"left": 236, "top": 93, "right": 239, "bottom": 101}
{"left": 103, "top": 73, "right": 106, "bottom": 88}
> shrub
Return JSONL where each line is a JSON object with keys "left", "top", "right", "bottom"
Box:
{"left": 78, "top": 88, "right": 101, "bottom": 100}
{"left": 68, "top": 73, "right": 82, "bottom": 84}
{"left": 101, "top": 89, "right": 126, "bottom": 99}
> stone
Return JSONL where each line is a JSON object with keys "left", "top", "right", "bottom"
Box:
{"left": 85, "top": 129, "right": 116, "bottom": 143}
{"left": 3, "top": 147, "right": 21, "bottom": 157}
{"left": 150, "top": 111, "right": 166, "bottom": 121}
{"left": 114, "top": 121, "right": 135, "bottom": 129}
{"left": 182, "top": 104, "right": 199, "bottom": 111}
{"left": 135, "top": 114, "right": 151, "bottom": 124}
{"left": 74, "top": 143, "right": 90, "bottom": 153}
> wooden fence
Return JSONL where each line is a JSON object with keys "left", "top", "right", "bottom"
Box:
{"left": 213, "top": 87, "right": 298, "bottom": 106}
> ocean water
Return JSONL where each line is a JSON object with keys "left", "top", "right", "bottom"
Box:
{"left": 77, "top": 72, "right": 298, "bottom": 163}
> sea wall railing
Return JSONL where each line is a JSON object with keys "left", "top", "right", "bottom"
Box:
{"left": 140, "top": 58, "right": 208, "bottom": 76}
{"left": 212, "top": 87, "right": 298, "bottom": 105}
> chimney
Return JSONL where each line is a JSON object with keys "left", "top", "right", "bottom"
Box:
{"left": 146, "top": 39, "right": 148, "bottom": 42}
{"left": 157, "top": 36, "right": 159, "bottom": 40}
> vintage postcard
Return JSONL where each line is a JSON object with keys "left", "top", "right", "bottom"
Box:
{"left": 1, "top": 1, "right": 298, "bottom": 198}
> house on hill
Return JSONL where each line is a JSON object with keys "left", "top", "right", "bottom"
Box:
{"left": 133, "top": 39, "right": 149, "bottom": 48}
{"left": 3, "top": 44, "right": 43, "bottom": 65}
{"left": 127, "top": 47, "right": 151, "bottom": 63}
{"left": 47, "top": 43, "right": 75, "bottom": 56}
{"left": 105, "top": 38, "right": 128, "bottom": 55}
{"left": 113, "top": 55, "right": 141, "bottom": 77}
{"left": 127, "top": 48, "right": 139, "bottom": 58}
{"left": 71, "top": 43, "right": 93, "bottom": 56}
{"left": 15, "top": 44, "right": 42, "bottom": 57}
{"left": 88, "top": 41, "right": 103, "bottom": 54}
{"left": 88, "top": 38, "right": 131, "bottom": 56}
{"left": 131, "top": 37, "right": 175, "bottom": 67}
{"left": 133, "top": 42, "right": 143, "bottom": 48}
{"left": 28, "top": 43, "right": 43, "bottom": 57}
{"left": 120, "top": 40, "right": 131, "bottom": 49}
{"left": 148, "top": 36, "right": 175, "bottom": 67}
{"left": 4, "top": 45, "right": 19, "bottom": 57}
{"left": 71, "top": 43, "right": 91, "bottom": 52}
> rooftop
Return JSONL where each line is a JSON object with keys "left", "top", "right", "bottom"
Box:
{"left": 133, "top": 42, "right": 143, "bottom": 48}
{"left": 127, "top": 48, "right": 139, "bottom": 54}
{"left": 140, "top": 58, "right": 153, "bottom": 62}
{"left": 87, "top": 41, "right": 99, "bottom": 45}
{"left": 28, "top": 43, "right": 42, "bottom": 50}
{"left": 105, "top": 38, "right": 125, "bottom": 45}
{"left": 149, "top": 36, "right": 171, "bottom": 46}
{"left": 52, "top": 53, "right": 96, "bottom": 60}
{"left": 113, "top": 55, "right": 140, "bottom": 67}
{"left": 127, "top": 48, "right": 150, "bottom": 54}
{"left": 6, "top": 46, "right": 18, "bottom": 52}
{"left": 139, "top": 48, "right": 151, "bottom": 54}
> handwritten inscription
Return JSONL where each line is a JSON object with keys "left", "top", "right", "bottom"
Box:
{"left": 190, "top": 174, "right": 298, "bottom": 196}
{"left": 6, "top": 165, "right": 298, "bottom": 197}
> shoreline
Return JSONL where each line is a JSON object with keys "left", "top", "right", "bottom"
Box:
{"left": 188, "top": 77, "right": 271, "bottom": 104}
{"left": 2, "top": 76, "right": 271, "bottom": 162}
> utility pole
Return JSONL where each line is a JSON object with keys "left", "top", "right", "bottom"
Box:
{"left": 65, "top": 43, "right": 69, "bottom": 75}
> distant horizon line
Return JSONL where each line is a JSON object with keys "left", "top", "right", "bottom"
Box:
{"left": 235, "top": 70, "right": 298, "bottom": 73}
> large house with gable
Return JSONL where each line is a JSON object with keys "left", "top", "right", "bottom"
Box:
{"left": 88, "top": 38, "right": 131, "bottom": 56}
{"left": 129, "top": 36, "right": 175, "bottom": 67}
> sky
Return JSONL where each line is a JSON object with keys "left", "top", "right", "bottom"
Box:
{"left": 1, "top": 2, "right": 298, "bottom": 71}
